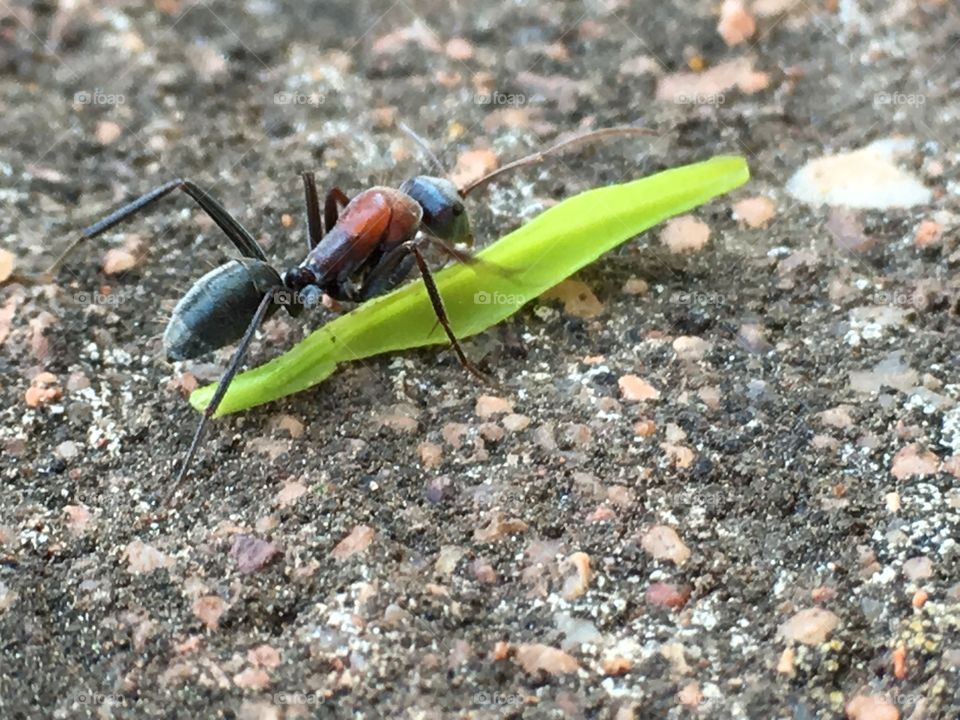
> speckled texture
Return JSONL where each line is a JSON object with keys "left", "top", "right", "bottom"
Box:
{"left": 2, "top": 1, "right": 960, "bottom": 718}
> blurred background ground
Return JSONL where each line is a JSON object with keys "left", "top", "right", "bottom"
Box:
{"left": 1, "top": 0, "right": 959, "bottom": 718}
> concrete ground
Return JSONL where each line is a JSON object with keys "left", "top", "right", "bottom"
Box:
{"left": 1, "top": 0, "right": 958, "bottom": 718}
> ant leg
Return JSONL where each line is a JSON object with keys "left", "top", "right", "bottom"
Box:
{"left": 422, "top": 235, "right": 478, "bottom": 266}
{"left": 401, "top": 241, "right": 489, "bottom": 383}
{"left": 165, "top": 287, "right": 279, "bottom": 505}
{"left": 324, "top": 187, "right": 350, "bottom": 234}
{"left": 357, "top": 245, "right": 416, "bottom": 300}
{"left": 420, "top": 232, "right": 518, "bottom": 281}
{"left": 47, "top": 179, "right": 268, "bottom": 275}
{"left": 302, "top": 172, "right": 323, "bottom": 249}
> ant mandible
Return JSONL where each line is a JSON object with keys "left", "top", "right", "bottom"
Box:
{"left": 41, "top": 124, "right": 654, "bottom": 495}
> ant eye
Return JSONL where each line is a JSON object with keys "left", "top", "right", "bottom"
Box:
{"left": 452, "top": 202, "right": 464, "bottom": 216}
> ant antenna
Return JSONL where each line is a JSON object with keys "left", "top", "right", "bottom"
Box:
{"left": 398, "top": 122, "right": 448, "bottom": 177}
{"left": 458, "top": 125, "right": 658, "bottom": 197}
{"left": 1, "top": 272, "right": 47, "bottom": 286}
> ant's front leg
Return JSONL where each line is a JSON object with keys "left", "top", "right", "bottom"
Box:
{"left": 46, "top": 179, "right": 269, "bottom": 276}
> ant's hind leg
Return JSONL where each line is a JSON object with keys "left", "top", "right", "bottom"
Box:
{"left": 165, "top": 287, "right": 280, "bottom": 505}
{"left": 48, "top": 179, "right": 269, "bottom": 275}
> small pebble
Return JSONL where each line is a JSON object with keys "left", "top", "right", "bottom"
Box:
{"left": 502, "top": 413, "right": 530, "bottom": 432}
{"left": 125, "top": 540, "right": 172, "bottom": 574}
{"left": 673, "top": 336, "right": 710, "bottom": 362}
{"left": 677, "top": 682, "right": 702, "bottom": 708}
{"left": 698, "top": 386, "right": 721, "bottom": 409}
{"left": 786, "top": 139, "right": 931, "bottom": 209}
{"left": 619, "top": 375, "right": 660, "bottom": 402}
{"left": 640, "top": 525, "right": 690, "bottom": 565}
{"left": 885, "top": 492, "right": 900, "bottom": 513}
{"left": 331, "top": 525, "right": 375, "bottom": 559}
{"left": 776, "top": 647, "right": 795, "bottom": 675}
{"left": 475, "top": 394, "right": 513, "bottom": 418}
{"left": 248, "top": 644, "right": 281, "bottom": 670}
{"left": 478, "top": 423, "right": 504, "bottom": 443}
{"left": 471, "top": 559, "right": 497, "bottom": 584}
{"left": 562, "top": 423, "right": 592, "bottom": 448}
{"left": 25, "top": 372, "right": 62, "bottom": 408}
{"left": 533, "top": 424, "right": 557, "bottom": 451}
{"left": 660, "top": 215, "right": 711, "bottom": 254}
{"left": 606, "top": 485, "right": 633, "bottom": 508}
{"left": 275, "top": 481, "right": 306, "bottom": 507}
{"left": 902, "top": 556, "right": 933, "bottom": 581}
{"left": 417, "top": 441, "right": 443, "bottom": 468}
{"left": 95, "top": 120, "right": 122, "bottom": 145}
{"left": 622, "top": 277, "right": 649, "bottom": 295}
{"left": 560, "top": 552, "right": 591, "bottom": 600}
{"left": 541, "top": 280, "right": 604, "bottom": 318}
{"left": 890, "top": 444, "right": 940, "bottom": 480}
{"left": 0, "top": 249, "right": 14, "bottom": 283}
{"left": 657, "top": 57, "right": 769, "bottom": 102}
{"left": 733, "top": 196, "right": 776, "bottom": 228}
{"left": 893, "top": 643, "right": 907, "bottom": 680}
{"left": 515, "top": 644, "right": 579, "bottom": 675}
{"left": 717, "top": 0, "right": 756, "bottom": 45}
{"left": 633, "top": 418, "right": 656, "bottom": 436}
{"left": 230, "top": 535, "right": 281, "bottom": 574}
{"left": 646, "top": 582, "right": 690, "bottom": 609}
{"left": 913, "top": 219, "right": 942, "bottom": 248}
{"left": 778, "top": 608, "right": 840, "bottom": 645}
{"left": 845, "top": 695, "right": 899, "bottom": 720}
{"left": 441, "top": 422, "right": 468, "bottom": 448}
{"left": 102, "top": 246, "right": 140, "bottom": 275}
{"left": 445, "top": 37, "right": 473, "bottom": 60}
{"left": 586, "top": 505, "right": 615, "bottom": 523}
{"left": 660, "top": 443, "right": 695, "bottom": 468}
{"left": 377, "top": 414, "right": 418, "bottom": 433}
{"left": 450, "top": 148, "right": 498, "bottom": 189}
{"left": 817, "top": 405, "right": 854, "bottom": 429}
{"left": 602, "top": 656, "right": 632, "bottom": 676}
{"left": 63, "top": 372, "right": 89, "bottom": 393}
{"left": 62, "top": 504, "right": 92, "bottom": 536}
{"left": 371, "top": 105, "right": 398, "bottom": 129}
{"left": 435, "top": 545, "right": 465, "bottom": 575}
{"left": 424, "top": 476, "right": 451, "bottom": 504}
{"left": 192, "top": 595, "right": 227, "bottom": 631}
{"left": 255, "top": 515, "right": 278, "bottom": 533}
{"left": 55, "top": 441, "right": 78, "bottom": 460}
{"left": 274, "top": 415, "right": 304, "bottom": 439}
{"left": 474, "top": 515, "right": 528, "bottom": 542}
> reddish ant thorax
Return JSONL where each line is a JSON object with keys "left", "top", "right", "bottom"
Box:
{"left": 291, "top": 187, "right": 422, "bottom": 292}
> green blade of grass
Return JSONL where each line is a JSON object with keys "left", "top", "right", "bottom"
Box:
{"left": 191, "top": 155, "right": 749, "bottom": 416}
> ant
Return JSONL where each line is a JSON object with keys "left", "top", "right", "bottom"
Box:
{"left": 34, "top": 124, "right": 654, "bottom": 497}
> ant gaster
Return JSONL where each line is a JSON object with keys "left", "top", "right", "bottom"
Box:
{"left": 41, "top": 125, "right": 654, "bottom": 498}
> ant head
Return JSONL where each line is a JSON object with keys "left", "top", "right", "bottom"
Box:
{"left": 399, "top": 176, "right": 473, "bottom": 246}
{"left": 282, "top": 265, "right": 315, "bottom": 290}
{"left": 281, "top": 266, "right": 322, "bottom": 311}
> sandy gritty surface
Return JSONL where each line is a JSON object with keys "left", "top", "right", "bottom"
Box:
{"left": 1, "top": 0, "right": 959, "bottom": 718}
